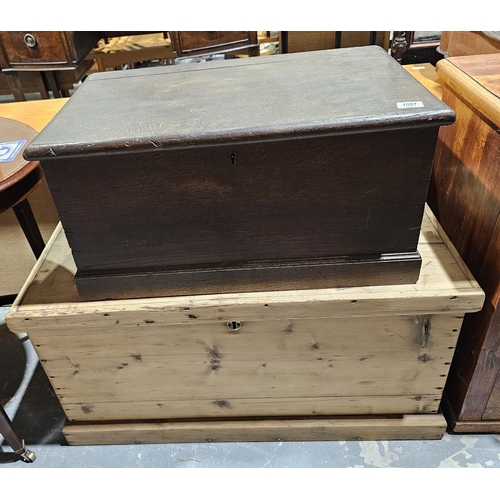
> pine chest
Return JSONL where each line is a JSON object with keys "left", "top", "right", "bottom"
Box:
{"left": 5, "top": 207, "right": 484, "bottom": 444}
{"left": 24, "top": 46, "right": 455, "bottom": 300}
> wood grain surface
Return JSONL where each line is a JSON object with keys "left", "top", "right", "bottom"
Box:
{"left": 403, "top": 63, "right": 443, "bottom": 100}
{"left": 430, "top": 54, "right": 500, "bottom": 431}
{"left": 23, "top": 47, "right": 455, "bottom": 299}
{"left": 43, "top": 126, "right": 439, "bottom": 299}
{"left": 7, "top": 207, "right": 484, "bottom": 321}
{"left": 63, "top": 414, "right": 447, "bottom": 445}
{"left": 5, "top": 205, "right": 482, "bottom": 443}
{"left": 0, "top": 31, "right": 100, "bottom": 70}
{"left": 24, "top": 46, "right": 455, "bottom": 160}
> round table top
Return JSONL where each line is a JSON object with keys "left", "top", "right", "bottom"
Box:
{"left": 0, "top": 116, "right": 43, "bottom": 212}
{"left": 0, "top": 116, "right": 39, "bottom": 189}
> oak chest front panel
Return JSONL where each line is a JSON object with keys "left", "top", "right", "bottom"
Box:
{"left": 24, "top": 46, "right": 455, "bottom": 300}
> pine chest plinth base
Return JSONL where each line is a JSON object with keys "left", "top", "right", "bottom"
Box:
{"left": 63, "top": 414, "right": 447, "bottom": 446}
{"left": 6, "top": 206, "right": 484, "bottom": 445}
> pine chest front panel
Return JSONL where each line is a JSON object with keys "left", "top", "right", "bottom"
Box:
{"left": 29, "top": 313, "right": 463, "bottom": 422}
{"left": 24, "top": 47, "right": 455, "bottom": 300}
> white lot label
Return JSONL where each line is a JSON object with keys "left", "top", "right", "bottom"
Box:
{"left": 397, "top": 101, "right": 424, "bottom": 109}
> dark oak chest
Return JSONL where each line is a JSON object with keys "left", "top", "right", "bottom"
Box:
{"left": 24, "top": 46, "right": 455, "bottom": 300}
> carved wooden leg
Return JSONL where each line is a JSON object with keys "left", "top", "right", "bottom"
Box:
{"left": 391, "top": 31, "right": 408, "bottom": 64}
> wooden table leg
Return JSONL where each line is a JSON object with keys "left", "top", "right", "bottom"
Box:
{"left": 12, "top": 199, "right": 45, "bottom": 259}
{"left": 42, "top": 71, "right": 63, "bottom": 99}
{"left": 3, "top": 72, "right": 26, "bottom": 101}
{"left": 32, "top": 72, "right": 50, "bottom": 99}
{"left": 280, "top": 31, "right": 288, "bottom": 54}
{"left": 335, "top": 31, "right": 342, "bottom": 48}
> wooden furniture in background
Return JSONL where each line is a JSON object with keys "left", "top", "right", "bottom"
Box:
{"left": 402, "top": 63, "right": 443, "bottom": 100}
{"left": 391, "top": 31, "right": 441, "bottom": 64}
{"left": 0, "top": 99, "right": 65, "bottom": 299}
{"left": 0, "top": 31, "right": 100, "bottom": 101}
{"left": 170, "top": 31, "right": 260, "bottom": 59}
{"left": 86, "top": 32, "right": 278, "bottom": 73}
{"left": 24, "top": 47, "right": 454, "bottom": 300}
{"left": 85, "top": 33, "right": 176, "bottom": 71}
{"left": 281, "top": 31, "right": 389, "bottom": 54}
{"left": 5, "top": 206, "right": 484, "bottom": 445}
{"left": 428, "top": 53, "right": 500, "bottom": 432}
{"left": 100, "top": 31, "right": 168, "bottom": 42}
{"left": 439, "top": 31, "right": 500, "bottom": 58}
{"left": 0, "top": 69, "right": 94, "bottom": 101}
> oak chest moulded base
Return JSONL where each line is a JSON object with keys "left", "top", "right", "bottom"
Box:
{"left": 6, "top": 207, "right": 484, "bottom": 444}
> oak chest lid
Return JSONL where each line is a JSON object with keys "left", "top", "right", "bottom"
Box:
{"left": 24, "top": 46, "right": 455, "bottom": 161}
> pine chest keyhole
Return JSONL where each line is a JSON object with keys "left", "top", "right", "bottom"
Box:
{"left": 227, "top": 320, "right": 242, "bottom": 331}
{"left": 229, "top": 153, "right": 236, "bottom": 166}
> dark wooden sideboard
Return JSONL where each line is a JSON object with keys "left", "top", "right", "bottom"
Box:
{"left": 0, "top": 31, "right": 101, "bottom": 100}
{"left": 169, "top": 31, "right": 259, "bottom": 58}
{"left": 429, "top": 53, "right": 500, "bottom": 432}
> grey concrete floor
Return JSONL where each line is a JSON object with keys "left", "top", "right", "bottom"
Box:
{"left": 1, "top": 305, "right": 500, "bottom": 469}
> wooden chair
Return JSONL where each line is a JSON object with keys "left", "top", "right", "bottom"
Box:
{"left": 169, "top": 32, "right": 260, "bottom": 60}
{"left": 86, "top": 33, "right": 175, "bottom": 71}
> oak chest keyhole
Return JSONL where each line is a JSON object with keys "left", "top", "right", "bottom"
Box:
{"left": 229, "top": 153, "right": 236, "bottom": 166}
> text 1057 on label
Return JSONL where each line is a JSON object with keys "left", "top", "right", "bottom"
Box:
{"left": 397, "top": 101, "right": 425, "bottom": 109}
